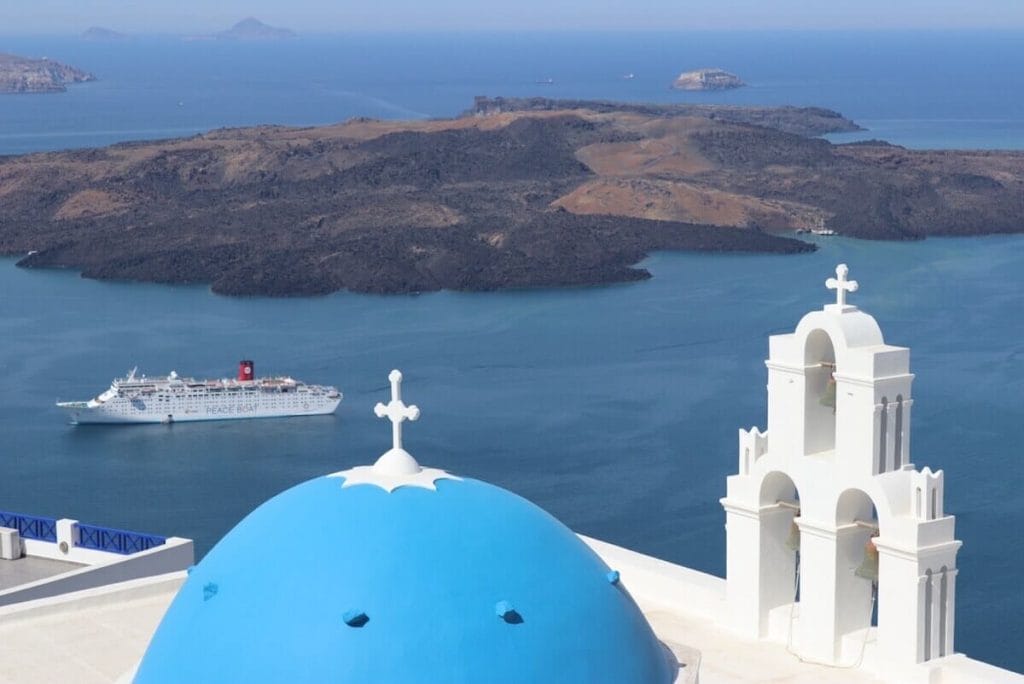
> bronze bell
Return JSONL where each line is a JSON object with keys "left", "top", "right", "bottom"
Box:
{"left": 785, "top": 519, "right": 801, "bottom": 552}
{"left": 855, "top": 535, "right": 880, "bottom": 582}
{"left": 820, "top": 375, "right": 837, "bottom": 410}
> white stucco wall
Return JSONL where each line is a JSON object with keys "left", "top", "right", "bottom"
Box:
{"left": 0, "top": 537, "right": 193, "bottom": 608}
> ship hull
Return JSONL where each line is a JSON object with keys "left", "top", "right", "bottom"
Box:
{"left": 63, "top": 398, "right": 342, "bottom": 425}
{"left": 66, "top": 401, "right": 342, "bottom": 421}
{"left": 57, "top": 365, "right": 342, "bottom": 426}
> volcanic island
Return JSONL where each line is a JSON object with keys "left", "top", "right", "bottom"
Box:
{"left": 1, "top": 96, "right": 1022, "bottom": 295}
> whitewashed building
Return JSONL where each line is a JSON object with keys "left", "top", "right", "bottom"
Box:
{"left": 722, "top": 265, "right": 969, "bottom": 681}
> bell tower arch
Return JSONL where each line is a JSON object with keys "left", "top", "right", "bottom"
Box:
{"left": 803, "top": 328, "right": 837, "bottom": 455}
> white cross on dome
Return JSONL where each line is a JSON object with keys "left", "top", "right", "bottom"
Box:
{"left": 375, "top": 369, "right": 420, "bottom": 452}
{"left": 331, "top": 369, "right": 460, "bottom": 492}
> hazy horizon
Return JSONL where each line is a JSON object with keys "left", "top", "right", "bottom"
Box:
{"left": 5, "top": 0, "right": 1024, "bottom": 34}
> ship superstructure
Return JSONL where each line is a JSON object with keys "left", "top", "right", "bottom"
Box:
{"left": 57, "top": 360, "right": 342, "bottom": 424}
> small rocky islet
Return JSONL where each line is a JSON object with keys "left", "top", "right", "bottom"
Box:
{"left": 82, "top": 26, "right": 129, "bottom": 41}
{"left": 214, "top": 18, "right": 295, "bottom": 40}
{"left": 672, "top": 68, "right": 745, "bottom": 91}
{"left": 0, "top": 53, "right": 95, "bottom": 93}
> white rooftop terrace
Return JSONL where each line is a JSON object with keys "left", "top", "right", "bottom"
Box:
{"left": 0, "top": 513, "right": 193, "bottom": 611}
{"left": 0, "top": 556, "right": 84, "bottom": 592}
{"left": 0, "top": 572, "right": 182, "bottom": 684}
{"left": 1, "top": 537, "right": 1018, "bottom": 684}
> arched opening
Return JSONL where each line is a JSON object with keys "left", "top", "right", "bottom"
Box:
{"left": 835, "top": 489, "right": 881, "bottom": 641}
{"left": 758, "top": 472, "right": 801, "bottom": 636}
{"left": 804, "top": 329, "right": 837, "bottom": 455}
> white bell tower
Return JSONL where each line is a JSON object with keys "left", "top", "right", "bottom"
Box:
{"left": 721, "top": 265, "right": 961, "bottom": 678}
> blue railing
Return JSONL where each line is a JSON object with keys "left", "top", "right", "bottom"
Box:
{"left": 0, "top": 510, "right": 58, "bottom": 542}
{"left": 76, "top": 523, "right": 166, "bottom": 555}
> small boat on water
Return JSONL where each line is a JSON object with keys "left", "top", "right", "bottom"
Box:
{"left": 56, "top": 360, "right": 342, "bottom": 425}
{"left": 797, "top": 218, "right": 838, "bottom": 236}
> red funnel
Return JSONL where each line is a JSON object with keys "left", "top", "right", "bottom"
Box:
{"left": 238, "top": 360, "right": 254, "bottom": 381}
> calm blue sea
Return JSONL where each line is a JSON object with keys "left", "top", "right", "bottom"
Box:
{"left": 2, "top": 31, "right": 1024, "bottom": 153}
{"left": 0, "top": 31, "right": 1022, "bottom": 671}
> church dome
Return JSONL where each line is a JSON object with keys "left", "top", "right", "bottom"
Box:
{"left": 133, "top": 372, "right": 676, "bottom": 684}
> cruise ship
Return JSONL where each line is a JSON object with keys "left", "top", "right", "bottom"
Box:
{"left": 56, "top": 360, "right": 342, "bottom": 424}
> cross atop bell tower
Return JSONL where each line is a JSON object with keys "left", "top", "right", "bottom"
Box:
{"left": 825, "top": 263, "right": 859, "bottom": 312}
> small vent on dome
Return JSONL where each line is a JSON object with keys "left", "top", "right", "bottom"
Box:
{"left": 607, "top": 570, "right": 621, "bottom": 585}
{"left": 343, "top": 610, "right": 369, "bottom": 628}
{"left": 495, "top": 600, "right": 523, "bottom": 624}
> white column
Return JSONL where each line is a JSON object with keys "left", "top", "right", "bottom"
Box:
{"left": 723, "top": 501, "right": 763, "bottom": 638}
{"left": 875, "top": 541, "right": 930, "bottom": 666}
{"left": 795, "top": 519, "right": 840, "bottom": 663}
{"left": 929, "top": 570, "right": 942, "bottom": 661}
{"left": 943, "top": 568, "right": 958, "bottom": 657}
{"left": 766, "top": 363, "right": 803, "bottom": 457}
{"left": 916, "top": 574, "right": 928, "bottom": 663}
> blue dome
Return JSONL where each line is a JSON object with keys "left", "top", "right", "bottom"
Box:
{"left": 135, "top": 473, "right": 675, "bottom": 683}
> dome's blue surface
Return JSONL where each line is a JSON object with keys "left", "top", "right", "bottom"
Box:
{"left": 135, "top": 473, "right": 675, "bottom": 683}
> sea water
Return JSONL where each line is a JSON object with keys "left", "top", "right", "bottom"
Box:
{"left": 1, "top": 30, "right": 1024, "bottom": 153}
{"left": 0, "top": 30, "right": 1022, "bottom": 670}
{"left": 1, "top": 236, "right": 1022, "bottom": 669}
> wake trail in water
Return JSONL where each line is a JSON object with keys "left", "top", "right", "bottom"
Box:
{"left": 325, "top": 89, "right": 430, "bottom": 119}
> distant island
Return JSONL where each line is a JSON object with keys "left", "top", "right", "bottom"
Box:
{"left": 82, "top": 26, "right": 128, "bottom": 41}
{"left": 0, "top": 53, "right": 95, "bottom": 93}
{"left": 471, "top": 96, "right": 862, "bottom": 136}
{"left": 673, "top": 68, "right": 745, "bottom": 91}
{"left": 1, "top": 97, "right": 1022, "bottom": 296}
{"left": 216, "top": 18, "right": 295, "bottom": 40}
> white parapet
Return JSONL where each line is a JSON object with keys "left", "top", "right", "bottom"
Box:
{"left": 580, "top": 534, "right": 1020, "bottom": 683}
{"left": 0, "top": 513, "right": 194, "bottom": 609}
{"left": 0, "top": 527, "right": 20, "bottom": 560}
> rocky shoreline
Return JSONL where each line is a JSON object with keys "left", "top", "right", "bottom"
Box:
{"left": 0, "top": 53, "right": 95, "bottom": 93}
{"left": 1, "top": 99, "right": 1021, "bottom": 296}
{"left": 468, "top": 96, "right": 863, "bottom": 136}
